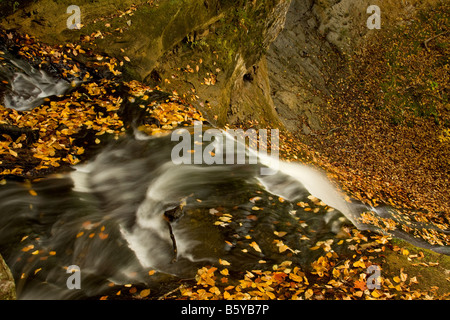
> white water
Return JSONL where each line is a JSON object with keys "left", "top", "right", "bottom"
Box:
{"left": 1, "top": 53, "right": 70, "bottom": 111}
{"left": 223, "top": 128, "right": 364, "bottom": 228}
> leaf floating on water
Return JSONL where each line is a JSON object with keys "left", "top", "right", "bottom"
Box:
{"left": 219, "top": 259, "right": 230, "bottom": 266}
{"left": 140, "top": 289, "right": 151, "bottom": 298}
{"left": 98, "top": 232, "right": 109, "bottom": 240}
{"left": 249, "top": 241, "right": 262, "bottom": 253}
{"left": 220, "top": 269, "right": 229, "bottom": 276}
{"left": 249, "top": 196, "right": 262, "bottom": 203}
{"left": 274, "top": 231, "right": 287, "bottom": 237}
{"left": 22, "top": 244, "right": 34, "bottom": 252}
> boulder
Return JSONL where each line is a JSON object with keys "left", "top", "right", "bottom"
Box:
{"left": 0, "top": 254, "right": 16, "bottom": 300}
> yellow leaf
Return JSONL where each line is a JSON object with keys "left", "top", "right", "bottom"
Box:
{"left": 140, "top": 289, "right": 151, "bottom": 298}
{"left": 410, "top": 276, "right": 418, "bottom": 284}
{"left": 274, "top": 231, "right": 287, "bottom": 237}
{"left": 9, "top": 149, "right": 18, "bottom": 157}
{"left": 220, "top": 269, "right": 229, "bottom": 276}
{"left": 305, "top": 289, "right": 313, "bottom": 299}
{"left": 371, "top": 289, "right": 382, "bottom": 298}
{"left": 393, "top": 276, "right": 401, "bottom": 283}
{"left": 22, "top": 244, "right": 34, "bottom": 252}
{"left": 353, "top": 259, "right": 366, "bottom": 268}
{"left": 400, "top": 272, "right": 408, "bottom": 282}
{"left": 249, "top": 241, "right": 262, "bottom": 253}
{"left": 289, "top": 273, "right": 303, "bottom": 282}
{"left": 266, "top": 291, "right": 276, "bottom": 299}
{"left": 219, "top": 259, "right": 231, "bottom": 266}
{"left": 29, "top": 189, "right": 37, "bottom": 196}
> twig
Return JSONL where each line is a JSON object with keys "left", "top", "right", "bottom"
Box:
{"left": 165, "top": 219, "right": 178, "bottom": 263}
{"left": 158, "top": 284, "right": 184, "bottom": 300}
{"left": 327, "top": 126, "right": 342, "bottom": 135}
{"left": 423, "top": 31, "right": 449, "bottom": 51}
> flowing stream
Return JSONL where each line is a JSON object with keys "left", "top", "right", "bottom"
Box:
{"left": 0, "top": 48, "right": 71, "bottom": 111}
{"left": 0, "top": 50, "right": 448, "bottom": 300}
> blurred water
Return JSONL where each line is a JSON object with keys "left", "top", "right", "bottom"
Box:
{"left": 0, "top": 130, "right": 448, "bottom": 299}
{"left": 0, "top": 49, "right": 70, "bottom": 111}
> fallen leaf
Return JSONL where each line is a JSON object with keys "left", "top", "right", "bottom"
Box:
{"left": 140, "top": 289, "right": 151, "bottom": 298}
{"left": 249, "top": 241, "right": 262, "bottom": 253}
{"left": 305, "top": 289, "right": 314, "bottom": 299}
{"left": 219, "top": 259, "right": 231, "bottom": 266}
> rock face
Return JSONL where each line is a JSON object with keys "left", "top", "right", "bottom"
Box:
{"left": 0, "top": 0, "right": 389, "bottom": 130}
{"left": 266, "top": 0, "right": 385, "bottom": 133}
{"left": 0, "top": 254, "right": 15, "bottom": 300}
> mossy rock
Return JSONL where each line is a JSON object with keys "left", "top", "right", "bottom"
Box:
{"left": 0, "top": 254, "right": 16, "bottom": 300}
{"left": 382, "top": 239, "right": 450, "bottom": 297}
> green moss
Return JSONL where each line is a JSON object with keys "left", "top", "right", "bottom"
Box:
{"left": 383, "top": 239, "right": 450, "bottom": 297}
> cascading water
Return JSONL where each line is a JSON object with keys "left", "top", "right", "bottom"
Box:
{"left": 0, "top": 48, "right": 71, "bottom": 111}
{"left": 0, "top": 129, "right": 448, "bottom": 299}
{"left": 0, "top": 48, "right": 448, "bottom": 300}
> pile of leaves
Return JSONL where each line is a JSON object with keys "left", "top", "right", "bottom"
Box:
{"left": 101, "top": 230, "right": 448, "bottom": 301}
{"left": 305, "top": 2, "right": 450, "bottom": 228}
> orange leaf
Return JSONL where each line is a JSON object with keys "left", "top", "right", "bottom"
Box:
{"left": 353, "top": 280, "right": 367, "bottom": 291}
